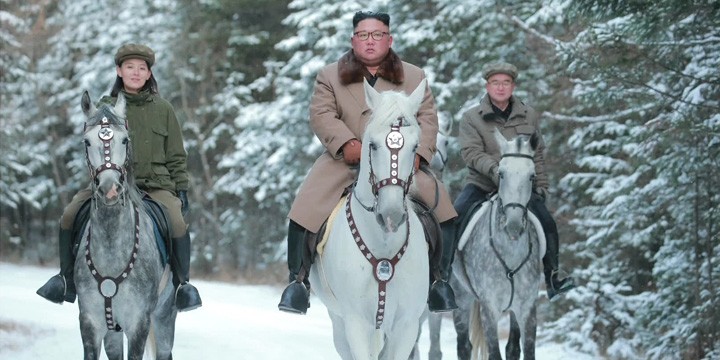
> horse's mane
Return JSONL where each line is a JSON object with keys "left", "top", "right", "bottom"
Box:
{"left": 365, "top": 91, "right": 420, "bottom": 134}
{"left": 508, "top": 134, "right": 535, "bottom": 155}
{"left": 85, "top": 104, "right": 125, "bottom": 127}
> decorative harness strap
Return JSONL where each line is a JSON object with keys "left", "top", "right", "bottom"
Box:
{"left": 84, "top": 207, "right": 140, "bottom": 331}
{"left": 83, "top": 117, "right": 138, "bottom": 331}
{"left": 347, "top": 197, "right": 410, "bottom": 329}
{"left": 348, "top": 121, "right": 411, "bottom": 329}
{"left": 85, "top": 117, "right": 128, "bottom": 185}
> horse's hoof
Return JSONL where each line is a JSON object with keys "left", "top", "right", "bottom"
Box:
{"left": 428, "top": 280, "right": 458, "bottom": 312}
{"left": 36, "top": 274, "right": 67, "bottom": 304}
{"left": 176, "top": 283, "right": 203, "bottom": 311}
{"left": 278, "top": 282, "right": 309, "bottom": 314}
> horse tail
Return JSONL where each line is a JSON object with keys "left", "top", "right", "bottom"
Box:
{"left": 469, "top": 300, "right": 488, "bottom": 360}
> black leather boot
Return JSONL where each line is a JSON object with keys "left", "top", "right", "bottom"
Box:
{"left": 428, "top": 220, "right": 458, "bottom": 312}
{"left": 171, "top": 233, "right": 202, "bottom": 311}
{"left": 278, "top": 220, "right": 311, "bottom": 314}
{"left": 37, "top": 228, "right": 77, "bottom": 304}
{"left": 543, "top": 232, "right": 575, "bottom": 300}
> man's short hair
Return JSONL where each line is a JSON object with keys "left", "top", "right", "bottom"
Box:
{"left": 353, "top": 11, "right": 390, "bottom": 28}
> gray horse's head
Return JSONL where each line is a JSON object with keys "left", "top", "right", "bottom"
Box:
{"left": 81, "top": 91, "right": 131, "bottom": 206}
{"left": 494, "top": 130, "right": 538, "bottom": 240}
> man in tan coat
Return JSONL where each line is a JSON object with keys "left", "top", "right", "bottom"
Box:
{"left": 454, "top": 61, "right": 574, "bottom": 300}
{"left": 278, "top": 11, "right": 458, "bottom": 314}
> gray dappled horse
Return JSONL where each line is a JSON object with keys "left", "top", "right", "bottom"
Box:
{"left": 76, "top": 91, "right": 177, "bottom": 360}
{"left": 409, "top": 118, "right": 474, "bottom": 360}
{"left": 453, "top": 131, "right": 545, "bottom": 360}
{"left": 309, "top": 79, "right": 430, "bottom": 359}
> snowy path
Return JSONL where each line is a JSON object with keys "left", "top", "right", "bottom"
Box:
{"left": 0, "top": 262, "right": 587, "bottom": 359}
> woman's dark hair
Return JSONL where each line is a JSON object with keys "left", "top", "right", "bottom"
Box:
{"left": 353, "top": 11, "right": 390, "bottom": 28}
{"left": 110, "top": 62, "right": 159, "bottom": 96}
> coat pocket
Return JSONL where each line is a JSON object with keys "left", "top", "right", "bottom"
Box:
{"left": 151, "top": 126, "right": 168, "bottom": 163}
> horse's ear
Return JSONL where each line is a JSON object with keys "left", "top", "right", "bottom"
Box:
{"left": 439, "top": 117, "right": 452, "bottom": 136}
{"left": 493, "top": 128, "right": 508, "bottom": 151}
{"left": 529, "top": 131, "right": 540, "bottom": 151}
{"left": 363, "top": 78, "right": 380, "bottom": 111}
{"left": 408, "top": 78, "right": 427, "bottom": 113}
{"left": 114, "top": 92, "right": 127, "bottom": 119}
{"left": 81, "top": 91, "right": 95, "bottom": 117}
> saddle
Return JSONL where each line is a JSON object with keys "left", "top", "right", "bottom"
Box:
{"left": 71, "top": 194, "right": 171, "bottom": 265}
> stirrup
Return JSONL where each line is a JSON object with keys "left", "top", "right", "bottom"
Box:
{"left": 278, "top": 281, "right": 310, "bottom": 314}
{"left": 427, "top": 280, "right": 458, "bottom": 312}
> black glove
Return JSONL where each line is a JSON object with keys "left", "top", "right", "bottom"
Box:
{"left": 533, "top": 188, "right": 548, "bottom": 203}
{"left": 178, "top": 190, "right": 189, "bottom": 217}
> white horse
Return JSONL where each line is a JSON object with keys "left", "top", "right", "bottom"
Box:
{"left": 309, "top": 79, "right": 430, "bottom": 359}
{"left": 455, "top": 131, "right": 545, "bottom": 360}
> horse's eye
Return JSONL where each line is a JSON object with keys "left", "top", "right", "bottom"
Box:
{"left": 84, "top": 139, "right": 90, "bottom": 147}
{"left": 369, "top": 142, "right": 377, "bottom": 151}
{"left": 530, "top": 174, "right": 536, "bottom": 182}
{"left": 122, "top": 137, "right": 129, "bottom": 145}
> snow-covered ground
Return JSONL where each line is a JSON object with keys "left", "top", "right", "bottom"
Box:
{"left": 0, "top": 262, "right": 590, "bottom": 359}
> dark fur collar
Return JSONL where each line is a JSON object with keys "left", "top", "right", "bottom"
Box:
{"left": 338, "top": 49, "right": 404, "bottom": 85}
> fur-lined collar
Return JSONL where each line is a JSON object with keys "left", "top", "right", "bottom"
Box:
{"left": 338, "top": 49, "right": 404, "bottom": 85}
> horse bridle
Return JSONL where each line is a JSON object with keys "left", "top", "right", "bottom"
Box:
{"left": 356, "top": 117, "right": 415, "bottom": 211}
{"left": 84, "top": 116, "right": 129, "bottom": 188}
{"left": 496, "top": 152, "right": 534, "bottom": 217}
{"left": 83, "top": 116, "right": 138, "bottom": 331}
{"left": 489, "top": 152, "right": 535, "bottom": 312}
{"left": 347, "top": 118, "right": 414, "bottom": 328}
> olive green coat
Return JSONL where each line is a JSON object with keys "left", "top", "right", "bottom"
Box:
{"left": 100, "top": 90, "right": 189, "bottom": 194}
{"left": 288, "top": 50, "right": 457, "bottom": 233}
{"left": 459, "top": 94, "right": 549, "bottom": 193}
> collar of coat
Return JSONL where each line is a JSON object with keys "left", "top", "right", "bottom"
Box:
{"left": 480, "top": 94, "right": 525, "bottom": 123}
{"left": 338, "top": 49, "right": 404, "bottom": 85}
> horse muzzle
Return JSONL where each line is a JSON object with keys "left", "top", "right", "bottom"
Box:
{"left": 376, "top": 211, "right": 407, "bottom": 233}
{"left": 95, "top": 179, "right": 124, "bottom": 205}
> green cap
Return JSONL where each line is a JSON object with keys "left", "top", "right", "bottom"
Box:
{"left": 482, "top": 62, "right": 518, "bottom": 80}
{"left": 114, "top": 43, "right": 155, "bottom": 67}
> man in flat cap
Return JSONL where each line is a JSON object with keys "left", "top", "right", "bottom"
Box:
{"left": 448, "top": 61, "right": 575, "bottom": 300}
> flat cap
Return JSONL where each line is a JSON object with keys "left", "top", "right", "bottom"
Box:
{"left": 482, "top": 62, "right": 518, "bottom": 80}
{"left": 114, "top": 43, "right": 155, "bottom": 67}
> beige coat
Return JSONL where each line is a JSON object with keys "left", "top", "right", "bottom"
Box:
{"left": 289, "top": 50, "right": 457, "bottom": 232}
{"left": 459, "top": 94, "right": 549, "bottom": 193}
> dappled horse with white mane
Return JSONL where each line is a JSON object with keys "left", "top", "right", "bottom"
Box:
{"left": 74, "top": 92, "right": 177, "bottom": 360}
{"left": 308, "top": 79, "right": 430, "bottom": 359}
{"left": 454, "top": 131, "right": 545, "bottom": 360}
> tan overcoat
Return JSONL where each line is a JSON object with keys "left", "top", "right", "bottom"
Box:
{"left": 288, "top": 50, "right": 457, "bottom": 233}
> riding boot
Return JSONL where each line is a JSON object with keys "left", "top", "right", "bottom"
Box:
{"left": 37, "top": 228, "right": 77, "bottom": 304}
{"left": 428, "top": 220, "right": 458, "bottom": 312}
{"left": 543, "top": 231, "right": 575, "bottom": 300}
{"left": 171, "top": 233, "right": 203, "bottom": 311}
{"left": 278, "top": 220, "right": 311, "bottom": 314}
